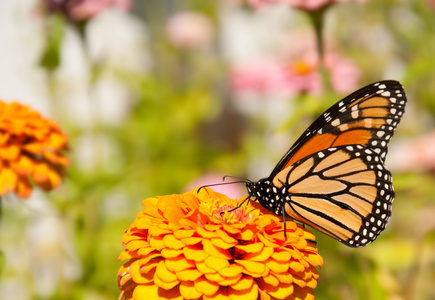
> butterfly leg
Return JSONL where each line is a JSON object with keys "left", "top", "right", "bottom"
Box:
{"left": 282, "top": 206, "right": 287, "bottom": 238}
{"left": 220, "top": 194, "right": 251, "bottom": 215}
{"left": 308, "top": 239, "right": 317, "bottom": 245}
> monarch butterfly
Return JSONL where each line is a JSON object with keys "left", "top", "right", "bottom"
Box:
{"left": 246, "top": 80, "right": 407, "bottom": 247}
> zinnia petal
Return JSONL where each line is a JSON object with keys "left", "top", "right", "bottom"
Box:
{"left": 235, "top": 259, "right": 268, "bottom": 277}
{"left": 184, "top": 245, "right": 208, "bottom": 261}
{"left": 202, "top": 239, "right": 232, "bottom": 260}
{"left": 229, "top": 279, "right": 259, "bottom": 300}
{"left": 257, "top": 280, "right": 294, "bottom": 299}
{"left": 204, "top": 256, "right": 230, "bottom": 271}
{"left": 0, "top": 168, "right": 17, "bottom": 193}
{"left": 194, "top": 276, "right": 220, "bottom": 296}
{"left": 243, "top": 247, "right": 274, "bottom": 261}
{"left": 218, "top": 264, "right": 243, "bottom": 277}
{"left": 231, "top": 275, "right": 255, "bottom": 290}
{"left": 179, "top": 281, "right": 202, "bottom": 300}
{"left": 133, "top": 284, "right": 159, "bottom": 299}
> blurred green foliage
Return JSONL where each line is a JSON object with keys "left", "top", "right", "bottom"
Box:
{"left": 2, "top": 0, "right": 435, "bottom": 300}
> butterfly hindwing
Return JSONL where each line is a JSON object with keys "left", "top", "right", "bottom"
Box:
{"left": 277, "top": 145, "right": 393, "bottom": 247}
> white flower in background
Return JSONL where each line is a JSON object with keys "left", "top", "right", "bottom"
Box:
{"left": 0, "top": 192, "right": 81, "bottom": 299}
{"left": 165, "top": 11, "right": 214, "bottom": 49}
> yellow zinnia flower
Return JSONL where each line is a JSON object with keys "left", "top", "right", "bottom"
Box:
{"left": 118, "top": 188, "right": 323, "bottom": 300}
{"left": 0, "top": 101, "right": 69, "bottom": 198}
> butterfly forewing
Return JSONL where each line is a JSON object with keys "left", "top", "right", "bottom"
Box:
{"left": 249, "top": 80, "right": 406, "bottom": 247}
{"left": 269, "top": 80, "right": 407, "bottom": 178}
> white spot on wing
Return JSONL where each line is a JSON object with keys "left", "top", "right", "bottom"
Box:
{"left": 331, "top": 119, "right": 340, "bottom": 126}
{"left": 351, "top": 110, "right": 359, "bottom": 119}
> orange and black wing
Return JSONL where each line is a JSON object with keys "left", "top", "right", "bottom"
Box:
{"left": 273, "top": 145, "right": 394, "bottom": 247}
{"left": 269, "top": 80, "right": 407, "bottom": 179}
{"left": 266, "top": 80, "right": 407, "bottom": 247}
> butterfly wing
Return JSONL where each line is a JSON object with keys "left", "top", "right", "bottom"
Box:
{"left": 260, "top": 80, "right": 407, "bottom": 247}
{"left": 272, "top": 145, "right": 393, "bottom": 247}
{"left": 269, "top": 80, "right": 407, "bottom": 179}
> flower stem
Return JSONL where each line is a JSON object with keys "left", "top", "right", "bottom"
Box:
{"left": 306, "top": 5, "right": 331, "bottom": 66}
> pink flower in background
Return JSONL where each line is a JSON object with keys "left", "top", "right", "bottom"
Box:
{"left": 291, "top": 32, "right": 361, "bottom": 95}
{"left": 286, "top": 60, "right": 323, "bottom": 95}
{"left": 324, "top": 53, "right": 361, "bottom": 94}
{"left": 165, "top": 11, "right": 214, "bottom": 49}
{"left": 248, "top": 0, "right": 332, "bottom": 10}
{"left": 231, "top": 59, "right": 322, "bottom": 97}
{"left": 231, "top": 59, "right": 294, "bottom": 95}
{"left": 389, "top": 131, "right": 435, "bottom": 173}
{"left": 44, "top": 0, "right": 131, "bottom": 21}
{"left": 230, "top": 31, "right": 360, "bottom": 98}
{"left": 247, "top": 0, "right": 369, "bottom": 10}
{"left": 70, "top": 0, "right": 131, "bottom": 20}
{"left": 288, "top": 0, "right": 335, "bottom": 9}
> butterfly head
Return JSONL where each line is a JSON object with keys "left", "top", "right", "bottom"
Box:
{"left": 246, "top": 178, "right": 284, "bottom": 216}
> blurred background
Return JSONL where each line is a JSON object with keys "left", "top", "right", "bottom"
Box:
{"left": 1, "top": 0, "right": 435, "bottom": 299}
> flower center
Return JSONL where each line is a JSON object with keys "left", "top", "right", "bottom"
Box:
{"left": 213, "top": 205, "right": 252, "bottom": 224}
{"left": 292, "top": 61, "right": 315, "bottom": 75}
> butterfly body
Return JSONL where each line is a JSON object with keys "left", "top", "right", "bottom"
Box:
{"left": 248, "top": 80, "right": 406, "bottom": 247}
{"left": 247, "top": 178, "right": 285, "bottom": 216}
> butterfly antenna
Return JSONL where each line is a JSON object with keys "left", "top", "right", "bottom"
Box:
{"left": 197, "top": 180, "right": 249, "bottom": 193}
{"left": 222, "top": 175, "right": 252, "bottom": 183}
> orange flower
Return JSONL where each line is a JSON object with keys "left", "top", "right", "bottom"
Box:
{"left": 0, "top": 101, "right": 69, "bottom": 198}
{"left": 118, "top": 188, "right": 323, "bottom": 300}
